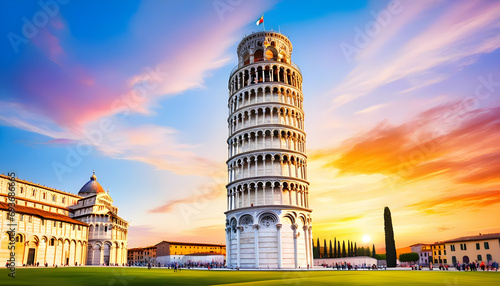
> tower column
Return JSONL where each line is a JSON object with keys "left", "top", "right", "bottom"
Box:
{"left": 292, "top": 223, "right": 298, "bottom": 268}
{"left": 276, "top": 224, "right": 282, "bottom": 269}
{"left": 236, "top": 226, "right": 242, "bottom": 268}
{"left": 253, "top": 224, "right": 260, "bottom": 268}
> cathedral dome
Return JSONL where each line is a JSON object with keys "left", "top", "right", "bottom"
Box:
{"left": 78, "top": 171, "right": 105, "bottom": 196}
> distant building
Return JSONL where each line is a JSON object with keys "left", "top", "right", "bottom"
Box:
{"left": 410, "top": 243, "right": 432, "bottom": 265}
{"left": 127, "top": 241, "right": 226, "bottom": 266}
{"left": 127, "top": 245, "right": 157, "bottom": 265}
{"left": 443, "top": 233, "right": 500, "bottom": 265}
{"left": 156, "top": 241, "right": 225, "bottom": 265}
{"left": 431, "top": 242, "right": 447, "bottom": 264}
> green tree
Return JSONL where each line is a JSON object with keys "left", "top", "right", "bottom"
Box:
{"left": 342, "top": 241, "right": 346, "bottom": 257}
{"left": 329, "top": 240, "right": 333, "bottom": 259}
{"left": 347, "top": 240, "right": 351, "bottom": 257}
{"left": 384, "top": 206, "right": 397, "bottom": 267}
{"left": 375, "top": 254, "right": 386, "bottom": 260}
{"left": 315, "top": 238, "right": 320, "bottom": 258}
{"left": 337, "top": 241, "right": 341, "bottom": 258}
{"left": 333, "top": 238, "right": 337, "bottom": 258}
{"left": 367, "top": 247, "right": 371, "bottom": 257}
{"left": 324, "top": 239, "right": 328, "bottom": 258}
{"left": 354, "top": 242, "right": 357, "bottom": 257}
{"left": 372, "top": 244, "right": 376, "bottom": 258}
{"left": 357, "top": 246, "right": 364, "bottom": 256}
{"left": 399, "top": 253, "right": 419, "bottom": 263}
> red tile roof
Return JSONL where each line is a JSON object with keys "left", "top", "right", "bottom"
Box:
{"left": 156, "top": 241, "right": 225, "bottom": 247}
{"left": 0, "top": 201, "right": 88, "bottom": 226}
{"left": 443, "top": 233, "right": 500, "bottom": 243}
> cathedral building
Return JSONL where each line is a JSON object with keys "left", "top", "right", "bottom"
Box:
{"left": 225, "top": 31, "right": 313, "bottom": 269}
{"left": 0, "top": 172, "right": 128, "bottom": 266}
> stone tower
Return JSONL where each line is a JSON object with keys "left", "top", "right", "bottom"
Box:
{"left": 225, "top": 31, "right": 313, "bottom": 269}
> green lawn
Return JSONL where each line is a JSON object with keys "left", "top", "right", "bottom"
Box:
{"left": 1, "top": 267, "right": 499, "bottom": 285}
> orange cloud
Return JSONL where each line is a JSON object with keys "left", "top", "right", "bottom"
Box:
{"left": 408, "top": 189, "right": 500, "bottom": 215}
{"left": 313, "top": 103, "right": 500, "bottom": 186}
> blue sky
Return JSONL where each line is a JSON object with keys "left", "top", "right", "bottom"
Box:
{"left": 1, "top": 0, "right": 500, "bottom": 248}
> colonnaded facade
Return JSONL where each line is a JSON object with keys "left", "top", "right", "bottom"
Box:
{"left": 225, "top": 31, "right": 313, "bottom": 269}
{"left": 0, "top": 172, "right": 128, "bottom": 266}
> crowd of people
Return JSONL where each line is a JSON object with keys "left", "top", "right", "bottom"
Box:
{"left": 140, "top": 261, "right": 225, "bottom": 270}
{"left": 319, "top": 262, "right": 381, "bottom": 270}
{"left": 455, "top": 261, "right": 498, "bottom": 271}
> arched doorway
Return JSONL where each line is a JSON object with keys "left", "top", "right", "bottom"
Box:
{"left": 463, "top": 256, "right": 470, "bottom": 263}
{"left": 0, "top": 232, "right": 11, "bottom": 265}
{"left": 25, "top": 236, "right": 39, "bottom": 265}
{"left": 15, "top": 234, "right": 26, "bottom": 266}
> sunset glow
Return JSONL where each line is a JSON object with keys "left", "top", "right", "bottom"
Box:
{"left": 1, "top": 0, "right": 499, "bottom": 251}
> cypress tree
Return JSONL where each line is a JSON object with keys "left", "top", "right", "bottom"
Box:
{"left": 316, "top": 238, "right": 320, "bottom": 258}
{"left": 354, "top": 242, "right": 357, "bottom": 257}
{"left": 347, "top": 240, "right": 350, "bottom": 257}
{"left": 342, "top": 241, "right": 346, "bottom": 257}
{"left": 329, "top": 240, "right": 333, "bottom": 259}
{"left": 333, "top": 237, "right": 337, "bottom": 258}
{"left": 337, "top": 241, "right": 341, "bottom": 258}
{"left": 324, "top": 239, "right": 328, "bottom": 258}
{"left": 351, "top": 242, "right": 354, "bottom": 257}
{"left": 372, "top": 244, "right": 376, "bottom": 258}
{"left": 384, "top": 206, "right": 397, "bottom": 267}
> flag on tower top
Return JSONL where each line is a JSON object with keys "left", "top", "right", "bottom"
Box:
{"left": 256, "top": 15, "right": 264, "bottom": 26}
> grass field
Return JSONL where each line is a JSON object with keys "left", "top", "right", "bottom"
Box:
{"left": 1, "top": 267, "right": 499, "bottom": 285}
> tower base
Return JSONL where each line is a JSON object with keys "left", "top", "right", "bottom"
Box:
{"left": 225, "top": 207, "right": 313, "bottom": 269}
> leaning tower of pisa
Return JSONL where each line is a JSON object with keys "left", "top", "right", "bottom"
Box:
{"left": 225, "top": 31, "right": 313, "bottom": 269}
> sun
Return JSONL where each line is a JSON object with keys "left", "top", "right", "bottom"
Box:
{"left": 362, "top": 235, "right": 371, "bottom": 243}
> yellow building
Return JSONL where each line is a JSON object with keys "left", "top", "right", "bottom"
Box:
{"left": 431, "top": 242, "right": 447, "bottom": 265}
{"left": 0, "top": 172, "right": 128, "bottom": 266}
{"left": 443, "top": 233, "right": 500, "bottom": 265}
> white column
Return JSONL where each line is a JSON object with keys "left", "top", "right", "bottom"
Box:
{"left": 253, "top": 224, "right": 259, "bottom": 268}
{"left": 254, "top": 158, "right": 258, "bottom": 177}
{"left": 255, "top": 184, "right": 258, "bottom": 206}
{"left": 263, "top": 156, "right": 266, "bottom": 175}
{"left": 236, "top": 190, "right": 240, "bottom": 209}
{"left": 237, "top": 226, "right": 241, "bottom": 268}
{"left": 241, "top": 189, "right": 245, "bottom": 207}
{"left": 277, "top": 224, "right": 282, "bottom": 269}
{"left": 248, "top": 188, "right": 251, "bottom": 207}
{"left": 226, "top": 228, "right": 231, "bottom": 267}
{"left": 280, "top": 184, "right": 283, "bottom": 205}
{"left": 263, "top": 185, "right": 266, "bottom": 205}
{"left": 293, "top": 224, "right": 298, "bottom": 268}
{"left": 100, "top": 245, "right": 104, "bottom": 265}
{"left": 303, "top": 225, "right": 309, "bottom": 267}
{"left": 308, "top": 227, "right": 313, "bottom": 267}
{"left": 295, "top": 188, "right": 299, "bottom": 206}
